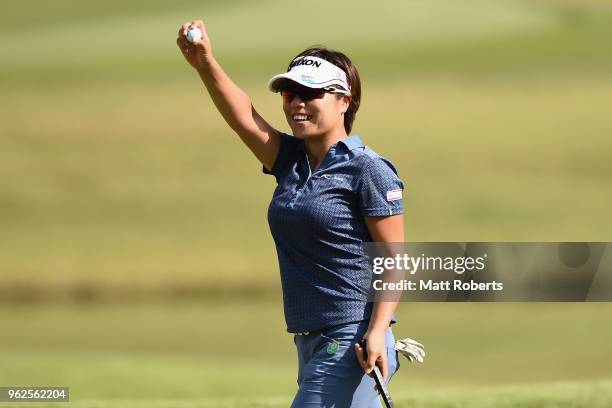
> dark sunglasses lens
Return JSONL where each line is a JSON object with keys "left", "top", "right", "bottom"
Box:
{"left": 302, "top": 89, "right": 325, "bottom": 101}
{"left": 281, "top": 86, "right": 325, "bottom": 102}
{"left": 281, "top": 90, "right": 295, "bottom": 103}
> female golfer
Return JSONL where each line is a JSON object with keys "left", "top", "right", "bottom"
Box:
{"left": 177, "top": 20, "right": 404, "bottom": 407}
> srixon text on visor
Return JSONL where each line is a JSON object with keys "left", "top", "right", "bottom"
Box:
{"left": 289, "top": 59, "right": 322, "bottom": 69}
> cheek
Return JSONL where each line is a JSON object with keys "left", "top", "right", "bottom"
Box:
{"left": 317, "top": 104, "right": 339, "bottom": 124}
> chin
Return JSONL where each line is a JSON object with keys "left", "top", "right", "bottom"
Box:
{"left": 289, "top": 126, "right": 310, "bottom": 140}
{"left": 293, "top": 131, "right": 309, "bottom": 140}
{"left": 288, "top": 122, "right": 324, "bottom": 140}
{"left": 291, "top": 127, "right": 322, "bottom": 140}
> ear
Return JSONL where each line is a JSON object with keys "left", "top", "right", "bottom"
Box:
{"left": 341, "top": 94, "right": 351, "bottom": 113}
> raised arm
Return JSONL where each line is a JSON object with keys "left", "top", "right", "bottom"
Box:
{"left": 176, "top": 20, "right": 280, "bottom": 171}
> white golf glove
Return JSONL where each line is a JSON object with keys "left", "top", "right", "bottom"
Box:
{"left": 394, "top": 337, "right": 425, "bottom": 363}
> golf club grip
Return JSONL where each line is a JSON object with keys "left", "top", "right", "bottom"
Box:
{"left": 360, "top": 340, "right": 395, "bottom": 408}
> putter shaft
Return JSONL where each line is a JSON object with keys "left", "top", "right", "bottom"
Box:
{"left": 360, "top": 340, "right": 394, "bottom": 408}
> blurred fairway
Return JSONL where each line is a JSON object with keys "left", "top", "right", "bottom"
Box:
{"left": 1, "top": 302, "right": 612, "bottom": 406}
{"left": 1, "top": 0, "right": 612, "bottom": 406}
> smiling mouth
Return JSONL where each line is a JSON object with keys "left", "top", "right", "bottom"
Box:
{"left": 292, "top": 114, "right": 312, "bottom": 122}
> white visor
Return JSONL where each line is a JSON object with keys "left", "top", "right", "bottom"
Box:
{"left": 268, "top": 56, "right": 351, "bottom": 93}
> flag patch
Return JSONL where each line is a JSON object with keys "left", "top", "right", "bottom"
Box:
{"left": 386, "top": 189, "right": 402, "bottom": 201}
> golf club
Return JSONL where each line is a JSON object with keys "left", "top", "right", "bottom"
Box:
{"left": 360, "top": 339, "right": 394, "bottom": 408}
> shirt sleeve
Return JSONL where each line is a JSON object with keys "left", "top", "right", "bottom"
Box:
{"left": 262, "top": 132, "right": 301, "bottom": 181}
{"left": 357, "top": 157, "right": 404, "bottom": 217}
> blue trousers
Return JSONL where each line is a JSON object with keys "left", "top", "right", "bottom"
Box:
{"left": 291, "top": 320, "right": 400, "bottom": 408}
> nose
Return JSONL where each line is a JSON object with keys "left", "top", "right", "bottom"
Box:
{"left": 292, "top": 95, "right": 306, "bottom": 107}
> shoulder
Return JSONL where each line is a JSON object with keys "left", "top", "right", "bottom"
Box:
{"left": 348, "top": 144, "right": 400, "bottom": 179}
{"left": 345, "top": 139, "right": 405, "bottom": 215}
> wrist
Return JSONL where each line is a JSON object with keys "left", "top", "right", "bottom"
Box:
{"left": 364, "top": 326, "right": 387, "bottom": 339}
{"left": 196, "top": 53, "right": 215, "bottom": 74}
{"left": 368, "top": 319, "right": 390, "bottom": 334}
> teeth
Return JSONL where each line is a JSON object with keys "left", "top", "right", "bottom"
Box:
{"left": 292, "top": 114, "right": 311, "bottom": 121}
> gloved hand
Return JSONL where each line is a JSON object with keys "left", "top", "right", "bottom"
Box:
{"left": 394, "top": 337, "right": 425, "bottom": 363}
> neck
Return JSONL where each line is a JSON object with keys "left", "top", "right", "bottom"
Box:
{"left": 304, "top": 127, "right": 348, "bottom": 172}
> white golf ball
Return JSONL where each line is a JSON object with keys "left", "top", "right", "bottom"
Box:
{"left": 186, "top": 27, "right": 202, "bottom": 43}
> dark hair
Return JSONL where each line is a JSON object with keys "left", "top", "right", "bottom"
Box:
{"left": 289, "top": 47, "right": 361, "bottom": 134}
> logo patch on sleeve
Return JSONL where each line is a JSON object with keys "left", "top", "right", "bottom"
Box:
{"left": 386, "top": 189, "right": 402, "bottom": 202}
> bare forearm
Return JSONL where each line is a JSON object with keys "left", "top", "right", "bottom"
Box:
{"left": 197, "top": 56, "right": 256, "bottom": 134}
{"left": 368, "top": 300, "right": 399, "bottom": 333}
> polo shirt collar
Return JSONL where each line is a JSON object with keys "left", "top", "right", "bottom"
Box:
{"left": 338, "top": 135, "right": 364, "bottom": 151}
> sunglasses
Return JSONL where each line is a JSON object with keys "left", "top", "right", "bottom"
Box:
{"left": 280, "top": 85, "right": 349, "bottom": 103}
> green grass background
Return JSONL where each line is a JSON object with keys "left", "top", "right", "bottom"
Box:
{"left": 1, "top": 0, "right": 612, "bottom": 406}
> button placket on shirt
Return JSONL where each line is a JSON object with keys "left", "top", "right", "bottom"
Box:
{"left": 287, "top": 155, "right": 310, "bottom": 208}
{"left": 286, "top": 145, "right": 338, "bottom": 208}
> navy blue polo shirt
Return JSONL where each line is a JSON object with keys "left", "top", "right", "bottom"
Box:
{"left": 263, "top": 132, "right": 404, "bottom": 333}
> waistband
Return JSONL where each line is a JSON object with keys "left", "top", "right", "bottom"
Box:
{"left": 292, "top": 319, "right": 372, "bottom": 336}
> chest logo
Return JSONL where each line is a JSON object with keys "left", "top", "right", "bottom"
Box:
{"left": 320, "top": 174, "right": 345, "bottom": 182}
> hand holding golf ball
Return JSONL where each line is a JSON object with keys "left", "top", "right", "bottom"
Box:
{"left": 177, "top": 20, "right": 212, "bottom": 71}
{"left": 185, "top": 27, "right": 202, "bottom": 43}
